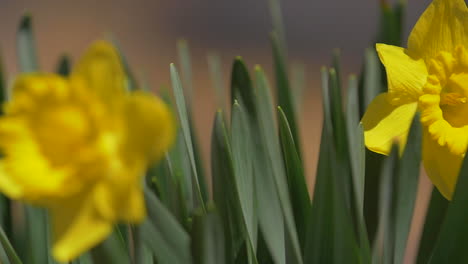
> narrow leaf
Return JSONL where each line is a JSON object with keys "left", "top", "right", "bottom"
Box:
{"left": 142, "top": 189, "right": 191, "bottom": 264}
{"left": 231, "top": 102, "right": 258, "bottom": 252}
{"left": 0, "top": 227, "right": 21, "bottom": 264}
{"left": 192, "top": 211, "right": 225, "bottom": 264}
{"left": 207, "top": 53, "right": 225, "bottom": 110}
{"left": 254, "top": 66, "right": 303, "bottom": 264}
{"left": 170, "top": 64, "right": 205, "bottom": 212}
{"left": 277, "top": 107, "right": 310, "bottom": 249}
{"left": 415, "top": 188, "right": 448, "bottom": 264}
{"left": 91, "top": 230, "right": 130, "bottom": 264}
{"left": 17, "top": 14, "right": 39, "bottom": 72}
{"left": 393, "top": 113, "right": 422, "bottom": 264}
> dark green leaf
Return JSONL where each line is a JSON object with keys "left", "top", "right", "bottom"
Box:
{"left": 253, "top": 67, "right": 302, "bottom": 264}
{"left": 211, "top": 111, "right": 246, "bottom": 262}
{"left": 230, "top": 58, "right": 256, "bottom": 120}
{"left": 177, "top": 39, "right": 193, "bottom": 104}
{"left": 17, "top": 14, "right": 39, "bottom": 72}
{"left": 0, "top": 226, "right": 22, "bottom": 264}
{"left": 428, "top": 146, "right": 468, "bottom": 262}
{"left": 231, "top": 102, "right": 258, "bottom": 254}
{"left": 271, "top": 33, "right": 301, "bottom": 160}
{"left": 208, "top": 53, "right": 226, "bottom": 110}
{"left": 416, "top": 188, "right": 448, "bottom": 264}
{"left": 91, "top": 230, "right": 130, "bottom": 264}
{"left": 192, "top": 210, "right": 225, "bottom": 264}
{"left": 277, "top": 107, "right": 310, "bottom": 249}
{"left": 373, "top": 146, "right": 399, "bottom": 264}
{"left": 55, "top": 55, "right": 71, "bottom": 77}
{"left": 170, "top": 64, "right": 206, "bottom": 212}
{"left": 346, "top": 76, "right": 365, "bottom": 215}
{"left": 142, "top": 188, "right": 191, "bottom": 264}
{"left": 393, "top": 113, "right": 421, "bottom": 264}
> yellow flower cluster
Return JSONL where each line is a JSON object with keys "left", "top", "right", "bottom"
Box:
{"left": 0, "top": 41, "right": 175, "bottom": 261}
{"left": 362, "top": 0, "right": 468, "bottom": 199}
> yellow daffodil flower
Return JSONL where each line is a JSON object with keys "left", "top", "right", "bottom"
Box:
{"left": 362, "top": 0, "right": 468, "bottom": 200}
{"left": 0, "top": 41, "right": 175, "bottom": 261}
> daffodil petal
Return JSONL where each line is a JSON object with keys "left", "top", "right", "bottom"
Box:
{"left": 376, "top": 44, "right": 427, "bottom": 104}
{"left": 422, "top": 129, "right": 462, "bottom": 200}
{"left": 361, "top": 93, "right": 417, "bottom": 155}
{"left": 0, "top": 162, "right": 23, "bottom": 199}
{"left": 71, "top": 40, "right": 127, "bottom": 97}
{"left": 124, "top": 91, "right": 176, "bottom": 163}
{"left": 51, "top": 194, "right": 112, "bottom": 262}
{"left": 120, "top": 185, "right": 146, "bottom": 222}
{"left": 408, "top": 0, "right": 468, "bottom": 60}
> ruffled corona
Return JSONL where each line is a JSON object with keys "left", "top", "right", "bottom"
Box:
{"left": 419, "top": 46, "right": 468, "bottom": 156}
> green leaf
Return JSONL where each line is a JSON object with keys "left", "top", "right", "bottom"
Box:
{"left": 377, "top": 1, "right": 405, "bottom": 46}
{"left": 359, "top": 48, "right": 382, "bottom": 115}
{"left": 427, "top": 147, "right": 468, "bottom": 262}
{"left": 71, "top": 253, "right": 93, "bottom": 264}
{"left": 170, "top": 64, "right": 206, "bottom": 212}
{"left": 277, "top": 107, "right": 310, "bottom": 249}
{"left": 211, "top": 111, "right": 247, "bottom": 262}
{"left": 55, "top": 55, "right": 71, "bottom": 77}
{"left": 17, "top": 14, "right": 39, "bottom": 72}
{"left": 304, "top": 69, "right": 363, "bottom": 264}
{"left": 290, "top": 62, "right": 306, "bottom": 113}
{"left": 373, "top": 146, "right": 399, "bottom": 264}
{"left": 0, "top": 226, "right": 22, "bottom": 264}
{"left": 416, "top": 188, "right": 448, "bottom": 264}
{"left": 177, "top": 39, "right": 193, "bottom": 105}
{"left": 208, "top": 53, "right": 226, "bottom": 110}
{"left": 231, "top": 102, "right": 258, "bottom": 253}
{"left": 192, "top": 210, "right": 225, "bottom": 264}
{"left": 393, "top": 113, "right": 421, "bottom": 264}
{"left": 253, "top": 67, "right": 303, "bottom": 264}
{"left": 271, "top": 33, "right": 301, "bottom": 160}
{"left": 132, "top": 226, "right": 154, "bottom": 264}
{"left": 230, "top": 57, "right": 256, "bottom": 120}
{"left": 24, "top": 207, "right": 50, "bottom": 264}
{"left": 304, "top": 124, "right": 333, "bottom": 263}
{"left": 142, "top": 188, "right": 191, "bottom": 264}
{"left": 346, "top": 76, "right": 365, "bottom": 215}
{"left": 91, "top": 229, "right": 130, "bottom": 264}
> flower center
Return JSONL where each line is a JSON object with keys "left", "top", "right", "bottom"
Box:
{"left": 419, "top": 45, "right": 468, "bottom": 155}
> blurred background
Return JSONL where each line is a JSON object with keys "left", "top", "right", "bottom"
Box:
{"left": 0, "top": 0, "right": 433, "bottom": 262}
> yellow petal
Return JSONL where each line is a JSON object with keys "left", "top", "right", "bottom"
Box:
{"left": 0, "top": 162, "right": 23, "bottom": 199}
{"left": 376, "top": 44, "right": 427, "bottom": 104}
{"left": 51, "top": 193, "right": 112, "bottom": 262}
{"left": 408, "top": 0, "right": 468, "bottom": 60}
{"left": 71, "top": 40, "right": 127, "bottom": 98}
{"left": 422, "top": 129, "right": 462, "bottom": 200}
{"left": 120, "top": 185, "right": 146, "bottom": 222}
{"left": 124, "top": 91, "right": 176, "bottom": 163}
{"left": 361, "top": 93, "right": 417, "bottom": 155}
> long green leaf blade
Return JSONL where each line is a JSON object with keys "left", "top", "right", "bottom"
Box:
{"left": 170, "top": 64, "right": 205, "bottom": 212}
{"left": 17, "top": 15, "right": 38, "bottom": 72}
{"left": 142, "top": 189, "right": 191, "bottom": 264}
{"left": 277, "top": 107, "right": 310, "bottom": 249}
{"left": 231, "top": 102, "right": 258, "bottom": 252}
{"left": 393, "top": 114, "right": 421, "bottom": 264}
{"left": 0, "top": 227, "right": 21, "bottom": 264}
{"left": 254, "top": 66, "right": 303, "bottom": 264}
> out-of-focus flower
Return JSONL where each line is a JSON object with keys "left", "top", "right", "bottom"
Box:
{"left": 361, "top": 0, "right": 468, "bottom": 199}
{"left": 0, "top": 41, "right": 175, "bottom": 261}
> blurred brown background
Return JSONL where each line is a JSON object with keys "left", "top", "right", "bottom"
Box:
{"left": 0, "top": 0, "right": 433, "bottom": 263}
